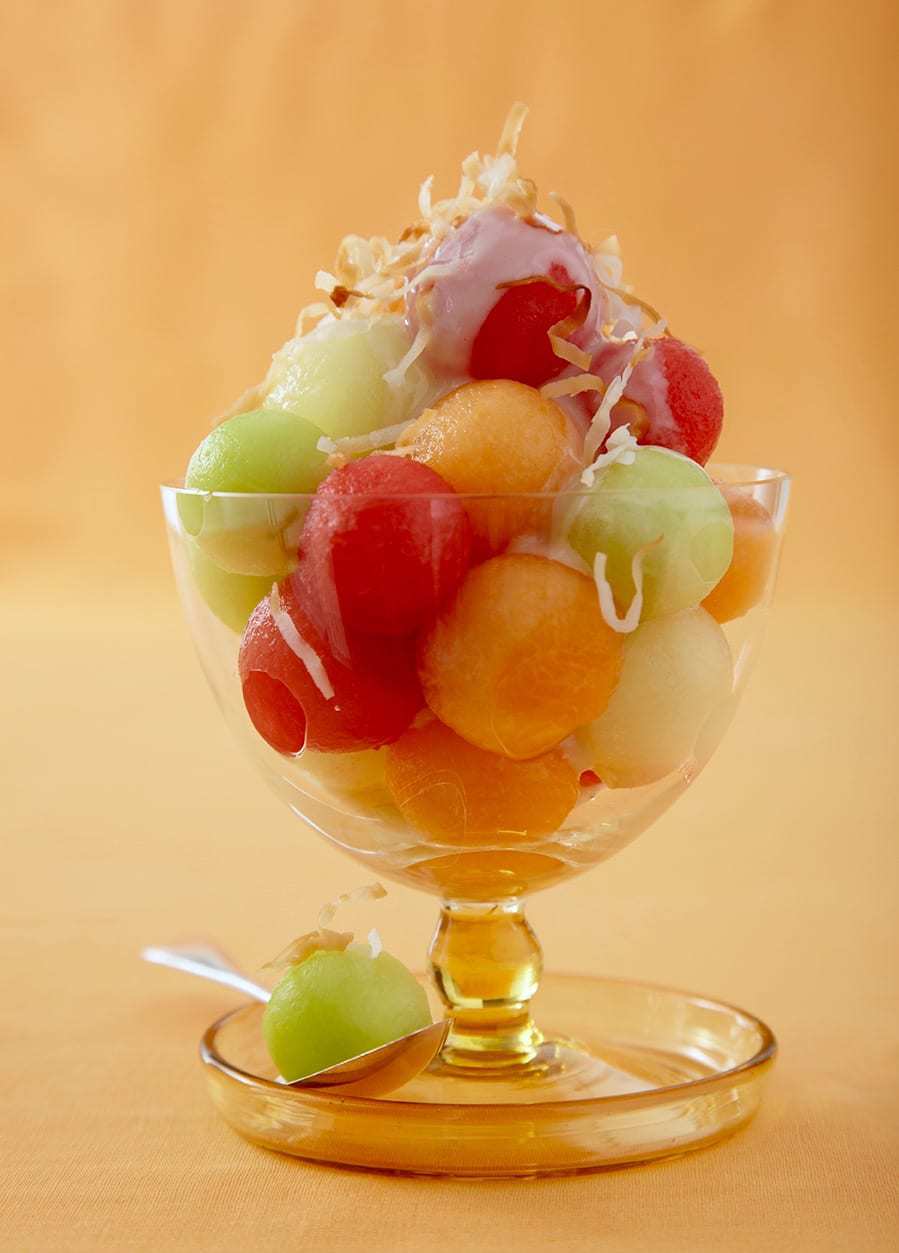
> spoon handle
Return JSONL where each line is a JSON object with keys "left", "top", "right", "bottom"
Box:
{"left": 141, "top": 943, "right": 271, "bottom": 1003}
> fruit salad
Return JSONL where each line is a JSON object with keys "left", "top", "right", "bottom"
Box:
{"left": 173, "top": 105, "right": 781, "bottom": 902}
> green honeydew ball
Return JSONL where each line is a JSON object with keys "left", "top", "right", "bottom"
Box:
{"left": 263, "top": 947, "right": 431, "bottom": 1083}
{"left": 262, "top": 317, "right": 432, "bottom": 440}
{"left": 185, "top": 542, "right": 272, "bottom": 634}
{"left": 180, "top": 407, "right": 328, "bottom": 575}
{"left": 575, "top": 607, "right": 733, "bottom": 788}
{"left": 567, "top": 446, "right": 734, "bottom": 620}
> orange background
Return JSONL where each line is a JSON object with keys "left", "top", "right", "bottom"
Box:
{"left": 3, "top": 3, "right": 897, "bottom": 1250}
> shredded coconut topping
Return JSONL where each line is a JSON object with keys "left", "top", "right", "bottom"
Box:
{"left": 582, "top": 320, "right": 666, "bottom": 465}
{"left": 418, "top": 174, "right": 434, "bottom": 218}
{"left": 317, "top": 419, "right": 413, "bottom": 458}
{"left": 217, "top": 102, "right": 669, "bottom": 445}
{"left": 383, "top": 325, "right": 430, "bottom": 390}
{"left": 548, "top": 338, "right": 593, "bottom": 371}
{"left": 262, "top": 885, "right": 388, "bottom": 972}
{"left": 318, "top": 882, "right": 387, "bottom": 929}
{"left": 581, "top": 423, "right": 640, "bottom": 487}
{"left": 263, "top": 928, "right": 352, "bottom": 972}
{"left": 592, "top": 538, "right": 662, "bottom": 634}
{"left": 541, "top": 372, "right": 606, "bottom": 402}
{"left": 497, "top": 101, "right": 529, "bottom": 157}
{"left": 279, "top": 103, "right": 541, "bottom": 339}
{"left": 269, "top": 584, "right": 335, "bottom": 701}
{"left": 314, "top": 269, "right": 339, "bottom": 295}
{"left": 548, "top": 191, "right": 578, "bottom": 235}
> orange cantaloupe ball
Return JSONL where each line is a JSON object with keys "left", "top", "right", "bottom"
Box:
{"left": 418, "top": 554, "right": 623, "bottom": 760}
{"left": 385, "top": 718, "right": 579, "bottom": 845}
{"left": 397, "top": 379, "right": 578, "bottom": 550}
{"left": 703, "top": 489, "right": 777, "bottom": 623}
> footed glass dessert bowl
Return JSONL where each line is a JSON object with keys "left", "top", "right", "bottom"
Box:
{"left": 161, "top": 463, "right": 789, "bottom": 1175}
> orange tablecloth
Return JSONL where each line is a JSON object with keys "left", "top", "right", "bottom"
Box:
{"left": 4, "top": 580, "right": 897, "bottom": 1251}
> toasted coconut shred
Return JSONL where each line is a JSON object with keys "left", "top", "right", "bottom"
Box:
{"left": 547, "top": 191, "right": 578, "bottom": 235}
{"left": 582, "top": 320, "right": 667, "bottom": 469}
{"left": 318, "top": 882, "right": 387, "bottom": 929}
{"left": 382, "top": 325, "right": 430, "bottom": 391}
{"left": 263, "top": 928, "right": 353, "bottom": 972}
{"left": 581, "top": 422, "right": 640, "bottom": 487}
{"left": 317, "top": 419, "right": 414, "bottom": 458}
{"left": 263, "top": 883, "right": 388, "bottom": 972}
{"left": 593, "top": 537, "right": 662, "bottom": 635}
{"left": 541, "top": 373, "right": 606, "bottom": 402}
{"left": 269, "top": 583, "right": 334, "bottom": 701}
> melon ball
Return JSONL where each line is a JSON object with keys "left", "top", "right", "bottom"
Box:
{"left": 186, "top": 542, "right": 274, "bottom": 633}
{"left": 702, "top": 489, "right": 777, "bottom": 622}
{"left": 300, "top": 455, "right": 472, "bottom": 637}
{"left": 418, "top": 554, "right": 623, "bottom": 759}
{"left": 238, "top": 576, "right": 422, "bottom": 755}
{"left": 566, "top": 446, "right": 734, "bottom": 621}
{"left": 263, "top": 317, "right": 433, "bottom": 440}
{"left": 397, "top": 379, "right": 578, "bottom": 551}
{"left": 575, "top": 607, "right": 733, "bottom": 788}
{"left": 263, "top": 947, "right": 431, "bottom": 1082}
{"left": 384, "top": 719, "right": 579, "bottom": 844}
{"left": 586, "top": 336, "right": 724, "bottom": 466}
{"left": 180, "top": 407, "right": 327, "bottom": 575}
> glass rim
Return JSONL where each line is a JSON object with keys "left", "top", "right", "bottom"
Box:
{"left": 161, "top": 462, "right": 791, "bottom": 502}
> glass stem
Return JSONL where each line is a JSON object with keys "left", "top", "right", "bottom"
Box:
{"left": 428, "top": 899, "right": 543, "bottom": 1067}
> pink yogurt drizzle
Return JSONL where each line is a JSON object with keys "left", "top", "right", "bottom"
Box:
{"left": 406, "top": 206, "right": 604, "bottom": 378}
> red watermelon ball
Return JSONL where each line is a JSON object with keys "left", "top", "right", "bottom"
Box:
{"left": 652, "top": 337, "right": 724, "bottom": 465}
{"left": 469, "top": 263, "right": 580, "bottom": 388}
{"left": 238, "top": 577, "right": 422, "bottom": 755}
{"left": 300, "top": 454, "right": 473, "bottom": 637}
{"left": 590, "top": 335, "right": 724, "bottom": 466}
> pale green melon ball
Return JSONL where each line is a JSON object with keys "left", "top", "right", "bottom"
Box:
{"left": 262, "top": 317, "right": 432, "bottom": 440}
{"left": 567, "top": 446, "right": 734, "bottom": 620}
{"left": 263, "top": 948, "right": 431, "bottom": 1083}
{"left": 186, "top": 542, "right": 272, "bottom": 633}
{"left": 575, "top": 607, "right": 733, "bottom": 788}
{"left": 180, "top": 407, "right": 326, "bottom": 574}
{"left": 297, "top": 748, "right": 389, "bottom": 796}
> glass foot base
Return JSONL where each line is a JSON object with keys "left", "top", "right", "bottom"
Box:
{"left": 413, "top": 1035, "right": 680, "bottom": 1104}
{"left": 201, "top": 974, "right": 776, "bottom": 1177}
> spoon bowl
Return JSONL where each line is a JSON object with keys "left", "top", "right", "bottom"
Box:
{"left": 141, "top": 942, "right": 447, "bottom": 1096}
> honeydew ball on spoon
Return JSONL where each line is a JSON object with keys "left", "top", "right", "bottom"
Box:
{"left": 566, "top": 446, "right": 734, "bottom": 621}
{"left": 263, "top": 944, "right": 431, "bottom": 1083}
{"left": 180, "top": 408, "right": 328, "bottom": 575}
{"left": 262, "top": 316, "right": 434, "bottom": 441}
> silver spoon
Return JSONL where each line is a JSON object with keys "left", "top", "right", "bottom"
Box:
{"left": 141, "top": 942, "right": 448, "bottom": 1097}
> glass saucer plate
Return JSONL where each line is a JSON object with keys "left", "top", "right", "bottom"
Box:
{"left": 201, "top": 972, "right": 776, "bottom": 1177}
